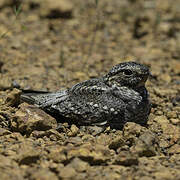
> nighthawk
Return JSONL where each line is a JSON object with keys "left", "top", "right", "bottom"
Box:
{"left": 21, "top": 62, "right": 151, "bottom": 129}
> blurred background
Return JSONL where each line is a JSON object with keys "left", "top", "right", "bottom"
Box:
{"left": 0, "top": 0, "right": 179, "bottom": 91}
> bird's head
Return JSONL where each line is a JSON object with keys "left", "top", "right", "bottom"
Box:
{"left": 104, "top": 62, "right": 150, "bottom": 89}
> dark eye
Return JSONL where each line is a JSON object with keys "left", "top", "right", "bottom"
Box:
{"left": 123, "top": 69, "right": 133, "bottom": 76}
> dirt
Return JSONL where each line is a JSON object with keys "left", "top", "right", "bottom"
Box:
{"left": 0, "top": 0, "right": 179, "bottom": 179}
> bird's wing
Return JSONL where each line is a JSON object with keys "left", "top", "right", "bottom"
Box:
{"left": 50, "top": 79, "right": 126, "bottom": 125}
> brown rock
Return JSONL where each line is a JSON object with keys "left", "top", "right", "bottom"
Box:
{"left": 5, "top": 88, "right": 21, "bottom": 107}
{"left": 0, "top": 75, "right": 12, "bottom": 90}
{"left": 123, "top": 122, "right": 147, "bottom": 140}
{"left": 67, "top": 124, "right": 79, "bottom": 137}
{"left": 0, "top": 170, "right": 24, "bottom": 180}
{"left": 67, "top": 144, "right": 110, "bottom": 165}
{"left": 114, "top": 151, "right": 138, "bottom": 166}
{"left": 16, "top": 143, "right": 41, "bottom": 165}
{"left": 30, "top": 129, "right": 65, "bottom": 141}
{"left": 170, "top": 118, "right": 180, "bottom": 125}
{"left": 159, "top": 139, "right": 170, "bottom": 149}
{"left": 0, "top": 127, "right": 11, "bottom": 136}
{"left": 0, "top": 0, "right": 6, "bottom": 7}
{"left": 153, "top": 88, "right": 177, "bottom": 97}
{"left": 59, "top": 166, "right": 76, "bottom": 179}
{"left": 31, "top": 169, "right": 58, "bottom": 180}
{"left": 154, "top": 115, "right": 169, "bottom": 124}
{"left": 171, "top": 60, "right": 180, "bottom": 74}
{"left": 83, "top": 126, "right": 106, "bottom": 136}
{"left": 108, "top": 137, "right": 125, "bottom": 150}
{"left": 0, "top": 154, "right": 24, "bottom": 179}
{"left": 48, "top": 146, "right": 66, "bottom": 163}
{"left": 0, "top": 0, "right": 17, "bottom": 7}
{"left": 18, "top": 151, "right": 40, "bottom": 165}
{"left": 7, "top": 132, "right": 25, "bottom": 142}
{"left": 67, "top": 147, "right": 91, "bottom": 160}
{"left": 153, "top": 170, "right": 174, "bottom": 180}
{"left": 40, "top": 0, "right": 73, "bottom": 19}
{"left": 159, "top": 22, "right": 171, "bottom": 33}
{"left": 168, "top": 144, "right": 180, "bottom": 155}
{"left": 154, "top": 116, "right": 180, "bottom": 137}
{"left": 0, "top": 104, "right": 15, "bottom": 128}
{"left": 11, "top": 103, "right": 57, "bottom": 135}
{"left": 159, "top": 73, "right": 171, "bottom": 83}
{"left": 64, "top": 137, "right": 82, "bottom": 145}
{"left": 0, "top": 154, "right": 18, "bottom": 168}
{"left": 69, "top": 158, "right": 89, "bottom": 172}
{"left": 166, "top": 111, "right": 177, "bottom": 119}
{"left": 130, "top": 132, "right": 156, "bottom": 157}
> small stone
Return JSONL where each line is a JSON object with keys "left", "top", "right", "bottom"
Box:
{"left": 8, "top": 132, "right": 24, "bottom": 141}
{"left": 114, "top": 151, "right": 138, "bottom": 166}
{"left": 153, "top": 88, "right": 177, "bottom": 97}
{"left": 154, "top": 116, "right": 179, "bottom": 138}
{"left": 5, "top": 88, "right": 21, "bottom": 107}
{"left": 123, "top": 122, "right": 147, "bottom": 138}
{"left": 0, "top": 154, "right": 23, "bottom": 179}
{"left": 40, "top": 0, "right": 73, "bottom": 19}
{"left": 153, "top": 170, "right": 174, "bottom": 180}
{"left": 84, "top": 126, "right": 105, "bottom": 136}
{"left": 67, "top": 147, "right": 91, "bottom": 160}
{"left": 0, "top": 128, "right": 11, "bottom": 136}
{"left": 0, "top": 154, "right": 17, "bottom": 167}
{"left": 16, "top": 143, "right": 41, "bottom": 165}
{"left": 168, "top": 144, "right": 180, "bottom": 154}
{"left": 30, "top": 129, "right": 64, "bottom": 141}
{"left": 11, "top": 103, "right": 57, "bottom": 135}
{"left": 69, "top": 158, "right": 89, "bottom": 172}
{"left": 67, "top": 145, "right": 110, "bottom": 165}
{"left": 65, "top": 137, "right": 82, "bottom": 145}
{"left": 159, "top": 139, "right": 170, "bottom": 149}
{"left": 67, "top": 124, "right": 79, "bottom": 137}
{"left": 159, "top": 22, "right": 171, "bottom": 33}
{"left": 108, "top": 137, "right": 125, "bottom": 150}
{"left": 0, "top": 104, "right": 15, "bottom": 128}
{"left": 130, "top": 132, "right": 156, "bottom": 157}
{"left": 166, "top": 111, "right": 177, "bottom": 119}
{"left": 171, "top": 60, "right": 180, "bottom": 74}
{"left": 155, "top": 110, "right": 163, "bottom": 115}
{"left": 0, "top": 76, "right": 12, "bottom": 90}
{"left": 74, "top": 72, "right": 87, "bottom": 81}
{"left": 159, "top": 73, "right": 171, "bottom": 83}
{"left": 154, "top": 115, "right": 169, "bottom": 125}
{"left": 48, "top": 147, "right": 66, "bottom": 163}
{"left": 18, "top": 151, "right": 40, "bottom": 165}
{"left": 170, "top": 118, "right": 180, "bottom": 125}
{"left": 31, "top": 169, "right": 58, "bottom": 180}
{"left": 59, "top": 166, "right": 76, "bottom": 179}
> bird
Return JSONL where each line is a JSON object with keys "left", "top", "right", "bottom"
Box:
{"left": 21, "top": 61, "right": 151, "bottom": 129}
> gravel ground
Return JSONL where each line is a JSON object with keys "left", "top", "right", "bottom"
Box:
{"left": 0, "top": 0, "right": 179, "bottom": 179}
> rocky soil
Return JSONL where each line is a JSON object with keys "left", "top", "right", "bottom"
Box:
{"left": 0, "top": 0, "right": 179, "bottom": 179}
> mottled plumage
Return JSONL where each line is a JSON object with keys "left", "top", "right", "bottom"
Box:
{"left": 21, "top": 62, "right": 151, "bottom": 129}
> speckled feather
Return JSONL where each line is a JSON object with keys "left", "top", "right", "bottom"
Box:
{"left": 21, "top": 62, "right": 151, "bottom": 129}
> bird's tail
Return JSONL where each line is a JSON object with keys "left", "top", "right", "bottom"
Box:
{"left": 21, "top": 90, "right": 51, "bottom": 105}
{"left": 21, "top": 89, "right": 68, "bottom": 108}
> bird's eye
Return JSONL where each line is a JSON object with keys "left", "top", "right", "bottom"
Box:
{"left": 123, "top": 69, "right": 133, "bottom": 76}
